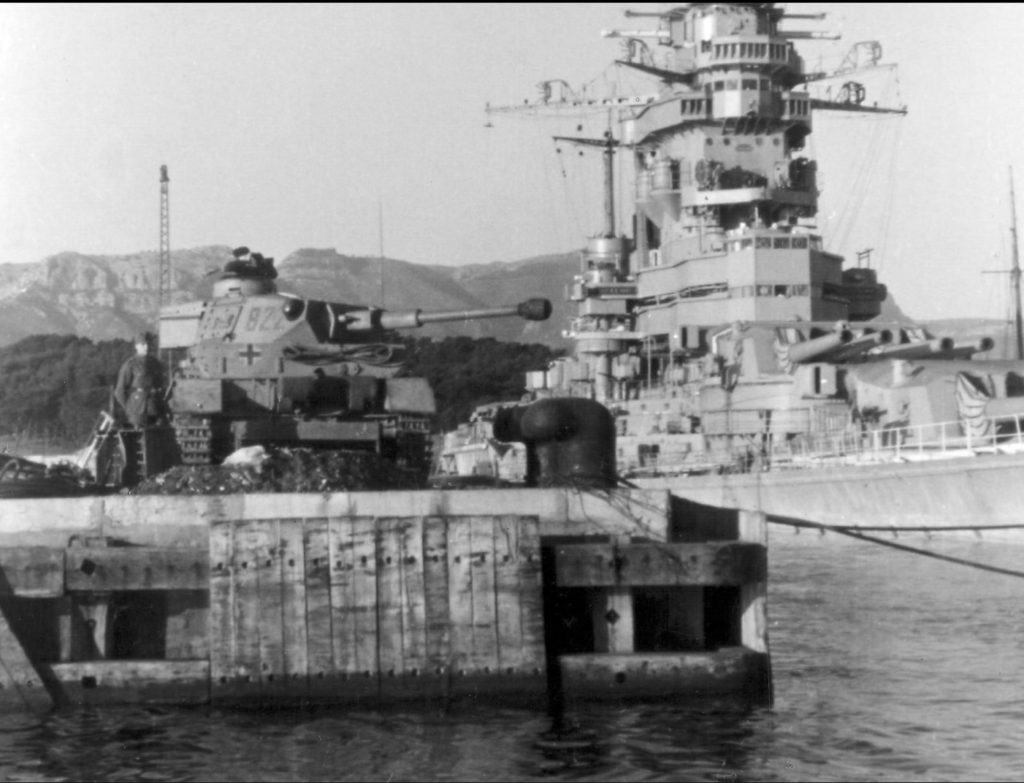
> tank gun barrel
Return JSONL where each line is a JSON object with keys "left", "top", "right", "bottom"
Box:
{"left": 378, "top": 298, "right": 552, "bottom": 330}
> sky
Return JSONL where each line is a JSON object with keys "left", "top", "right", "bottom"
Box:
{"left": 1, "top": 3, "right": 1022, "bottom": 322}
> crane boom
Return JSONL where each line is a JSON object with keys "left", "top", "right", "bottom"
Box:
{"left": 158, "top": 165, "right": 170, "bottom": 307}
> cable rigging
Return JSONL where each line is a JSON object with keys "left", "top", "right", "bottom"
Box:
{"left": 770, "top": 515, "right": 1024, "bottom": 580}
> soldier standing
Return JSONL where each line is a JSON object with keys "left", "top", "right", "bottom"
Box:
{"left": 114, "top": 331, "right": 168, "bottom": 428}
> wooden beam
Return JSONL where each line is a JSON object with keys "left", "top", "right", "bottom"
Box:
{"left": 376, "top": 516, "right": 444, "bottom": 700}
{"left": 493, "top": 515, "right": 544, "bottom": 674}
{"left": 71, "top": 594, "right": 110, "bottom": 660}
{"left": 421, "top": 516, "right": 450, "bottom": 678}
{"left": 164, "top": 591, "right": 209, "bottom": 660}
{"left": 738, "top": 510, "right": 769, "bottom": 654}
{"left": 254, "top": 520, "right": 286, "bottom": 704}
{"left": 0, "top": 547, "right": 64, "bottom": 597}
{"left": 467, "top": 517, "right": 498, "bottom": 674}
{"left": 554, "top": 542, "right": 766, "bottom": 587}
{"left": 228, "top": 521, "right": 263, "bottom": 701}
{"left": 399, "top": 517, "right": 428, "bottom": 679}
{"left": 376, "top": 517, "right": 408, "bottom": 679}
{"left": 328, "top": 516, "right": 378, "bottom": 681}
{"left": 208, "top": 522, "right": 237, "bottom": 701}
{"left": 591, "top": 587, "right": 634, "bottom": 654}
{"left": 66, "top": 547, "right": 208, "bottom": 592}
{"left": 303, "top": 518, "right": 333, "bottom": 684}
{"left": 448, "top": 516, "right": 500, "bottom": 679}
{"left": 279, "top": 520, "right": 309, "bottom": 696}
{"left": 48, "top": 660, "right": 209, "bottom": 706}
{"left": 0, "top": 601, "right": 52, "bottom": 712}
{"left": 559, "top": 647, "right": 770, "bottom": 700}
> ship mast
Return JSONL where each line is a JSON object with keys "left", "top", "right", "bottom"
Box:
{"left": 553, "top": 129, "right": 620, "bottom": 237}
{"left": 601, "top": 129, "right": 616, "bottom": 237}
{"left": 1010, "top": 167, "right": 1023, "bottom": 359}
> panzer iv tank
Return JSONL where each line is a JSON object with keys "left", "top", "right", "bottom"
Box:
{"left": 157, "top": 248, "right": 551, "bottom": 479}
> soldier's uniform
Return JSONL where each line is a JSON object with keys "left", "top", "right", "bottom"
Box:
{"left": 114, "top": 337, "right": 168, "bottom": 428}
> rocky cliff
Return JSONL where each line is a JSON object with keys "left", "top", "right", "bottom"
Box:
{"left": 0, "top": 247, "right": 578, "bottom": 348}
{"left": 0, "top": 244, "right": 983, "bottom": 352}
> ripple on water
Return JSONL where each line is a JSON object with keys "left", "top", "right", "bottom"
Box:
{"left": 0, "top": 534, "right": 1021, "bottom": 781}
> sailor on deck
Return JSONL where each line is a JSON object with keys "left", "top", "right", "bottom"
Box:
{"left": 613, "top": 347, "right": 641, "bottom": 400}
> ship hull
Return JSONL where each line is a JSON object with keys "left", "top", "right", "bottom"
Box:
{"left": 634, "top": 451, "right": 1024, "bottom": 538}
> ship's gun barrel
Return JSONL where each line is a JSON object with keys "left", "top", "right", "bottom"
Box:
{"left": 942, "top": 337, "right": 995, "bottom": 359}
{"left": 379, "top": 298, "right": 552, "bottom": 330}
{"left": 824, "top": 329, "right": 894, "bottom": 361}
{"left": 786, "top": 329, "right": 853, "bottom": 364}
{"left": 868, "top": 337, "right": 955, "bottom": 360}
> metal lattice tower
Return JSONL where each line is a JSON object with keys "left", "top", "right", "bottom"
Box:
{"left": 158, "top": 165, "right": 170, "bottom": 307}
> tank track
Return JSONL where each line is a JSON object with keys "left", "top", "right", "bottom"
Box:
{"left": 172, "top": 413, "right": 433, "bottom": 476}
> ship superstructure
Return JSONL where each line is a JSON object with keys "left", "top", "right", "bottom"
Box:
{"left": 470, "top": 3, "right": 1024, "bottom": 479}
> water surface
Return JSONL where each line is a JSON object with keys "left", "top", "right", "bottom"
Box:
{"left": 1, "top": 531, "right": 1021, "bottom": 782}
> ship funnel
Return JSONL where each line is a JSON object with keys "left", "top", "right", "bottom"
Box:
{"left": 584, "top": 236, "right": 631, "bottom": 280}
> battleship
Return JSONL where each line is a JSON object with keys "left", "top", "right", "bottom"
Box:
{"left": 436, "top": 3, "right": 1024, "bottom": 535}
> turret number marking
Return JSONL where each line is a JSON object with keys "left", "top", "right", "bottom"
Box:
{"left": 199, "top": 306, "right": 242, "bottom": 338}
{"left": 243, "top": 306, "right": 286, "bottom": 333}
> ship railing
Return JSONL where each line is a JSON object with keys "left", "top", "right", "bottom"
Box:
{"left": 621, "top": 411, "right": 1024, "bottom": 477}
{"left": 780, "top": 412, "right": 1024, "bottom": 468}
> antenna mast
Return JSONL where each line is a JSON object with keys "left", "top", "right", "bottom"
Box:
{"left": 553, "top": 130, "right": 621, "bottom": 237}
{"left": 378, "top": 200, "right": 385, "bottom": 308}
{"left": 158, "top": 165, "right": 170, "bottom": 308}
{"left": 1010, "top": 166, "right": 1023, "bottom": 360}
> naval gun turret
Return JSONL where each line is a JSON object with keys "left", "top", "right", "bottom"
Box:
{"left": 158, "top": 248, "right": 551, "bottom": 477}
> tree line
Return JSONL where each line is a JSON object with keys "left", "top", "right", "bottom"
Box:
{"left": 403, "top": 336, "right": 560, "bottom": 431}
{"left": 0, "top": 334, "right": 561, "bottom": 454}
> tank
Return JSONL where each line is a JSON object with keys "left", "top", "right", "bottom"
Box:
{"left": 156, "top": 247, "right": 551, "bottom": 479}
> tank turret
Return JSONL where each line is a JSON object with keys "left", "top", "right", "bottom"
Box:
{"left": 158, "top": 248, "right": 551, "bottom": 474}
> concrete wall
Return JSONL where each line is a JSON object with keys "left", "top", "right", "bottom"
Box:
{"left": 0, "top": 488, "right": 673, "bottom": 548}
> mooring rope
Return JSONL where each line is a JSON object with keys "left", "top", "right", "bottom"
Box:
{"left": 769, "top": 515, "right": 1024, "bottom": 580}
{"left": 577, "top": 485, "right": 1024, "bottom": 580}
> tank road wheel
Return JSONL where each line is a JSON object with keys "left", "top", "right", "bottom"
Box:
{"left": 173, "top": 416, "right": 215, "bottom": 465}
{"left": 395, "top": 426, "right": 432, "bottom": 482}
{"left": 174, "top": 417, "right": 236, "bottom": 465}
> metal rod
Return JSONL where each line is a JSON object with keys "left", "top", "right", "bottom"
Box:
{"left": 378, "top": 200, "right": 385, "bottom": 309}
{"left": 603, "top": 130, "right": 616, "bottom": 237}
{"left": 1010, "top": 167, "right": 1023, "bottom": 359}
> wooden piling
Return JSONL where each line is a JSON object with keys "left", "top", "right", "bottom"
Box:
{"left": 0, "top": 487, "right": 769, "bottom": 709}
